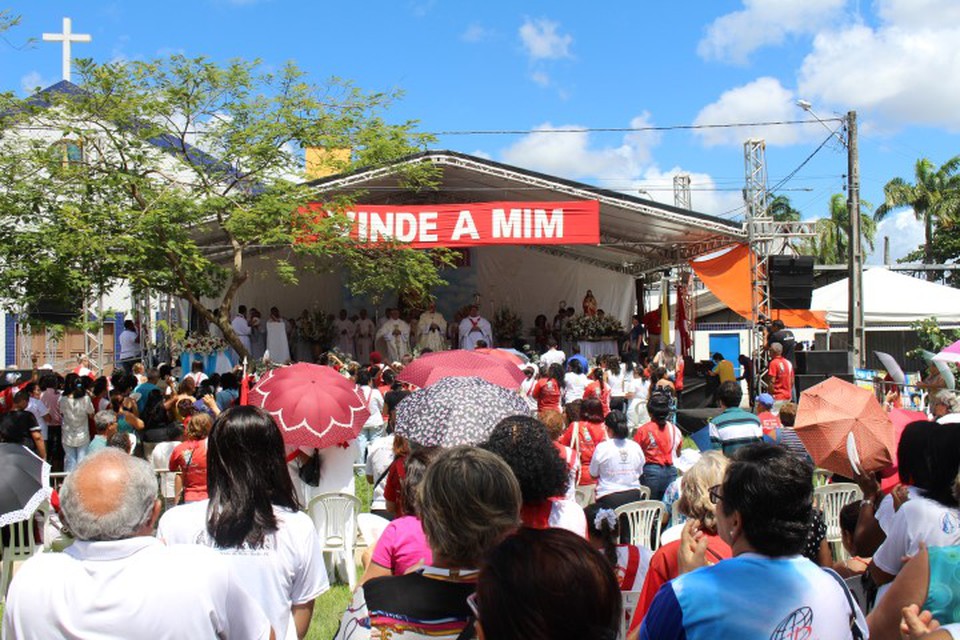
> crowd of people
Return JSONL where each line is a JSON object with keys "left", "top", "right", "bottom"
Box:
{"left": 2, "top": 313, "right": 960, "bottom": 639}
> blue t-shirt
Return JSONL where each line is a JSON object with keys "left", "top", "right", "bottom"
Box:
{"left": 215, "top": 389, "right": 239, "bottom": 412}
{"left": 640, "top": 554, "right": 866, "bottom": 640}
{"left": 134, "top": 383, "right": 159, "bottom": 414}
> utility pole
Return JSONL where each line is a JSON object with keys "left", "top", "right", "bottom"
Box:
{"left": 847, "top": 111, "right": 865, "bottom": 369}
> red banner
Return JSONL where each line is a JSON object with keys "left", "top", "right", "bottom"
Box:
{"left": 304, "top": 200, "right": 600, "bottom": 248}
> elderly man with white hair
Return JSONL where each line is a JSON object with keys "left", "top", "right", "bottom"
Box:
{"left": 932, "top": 389, "right": 960, "bottom": 424}
{"left": 2, "top": 449, "right": 273, "bottom": 640}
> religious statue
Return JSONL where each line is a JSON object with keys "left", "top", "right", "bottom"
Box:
{"left": 417, "top": 301, "right": 448, "bottom": 352}
{"left": 582, "top": 290, "right": 598, "bottom": 316}
{"left": 334, "top": 309, "right": 355, "bottom": 357}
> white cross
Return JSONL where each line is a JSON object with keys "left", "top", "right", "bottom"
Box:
{"left": 42, "top": 17, "right": 92, "bottom": 83}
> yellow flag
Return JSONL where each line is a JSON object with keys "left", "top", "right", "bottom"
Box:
{"left": 660, "top": 276, "right": 671, "bottom": 347}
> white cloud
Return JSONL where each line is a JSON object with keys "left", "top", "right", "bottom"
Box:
{"left": 461, "top": 24, "right": 491, "bottom": 43}
{"left": 531, "top": 71, "right": 550, "bottom": 87}
{"left": 501, "top": 114, "right": 660, "bottom": 182}
{"left": 497, "top": 115, "right": 741, "bottom": 216}
{"left": 693, "top": 77, "right": 824, "bottom": 147}
{"left": 519, "top": 18, "right": 572, "bottom": 60}
{"left": 698, "top": 0, "right": 846, "bottom": 64}
{"left": 21, "top": 71, "right": 56, "bottom": 95}
{"left": 867, "top": 208, "right": 925, "bottom": 264}
{"left": 798, "top": 14, "right": 960, "bottom": 130}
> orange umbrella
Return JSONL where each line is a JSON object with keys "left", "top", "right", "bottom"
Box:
{"left": 794, "top": 377, "right": 896, "bottom": 477}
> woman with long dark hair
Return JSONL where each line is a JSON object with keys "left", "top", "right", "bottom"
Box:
{"left": 633, "top": 393, "right": 682, "bottom": 501}
{"left": 558, "top": 397, "right": 608, "bottom": 488}
{"left": 532, "top": 363, "right": 565, "bottom": 414}
{"left": 158, "top": 406, "right": 329, "bottom": 640}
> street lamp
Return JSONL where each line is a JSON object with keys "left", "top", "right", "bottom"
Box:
{"left": 796, "top": 99, "right": 847, "bottom": 148}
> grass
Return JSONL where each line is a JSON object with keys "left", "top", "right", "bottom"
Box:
{"left": 309, "top": 583, "right": 354, "bottom": 640}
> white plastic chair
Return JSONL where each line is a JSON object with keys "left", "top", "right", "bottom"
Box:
{"left": 1, "top": 501, "right": 48, "bottom": 601}
{"left": 615, "top": 500, "right": 666, "bottom": 551}
{"left": 814, "top": 483, "right": 863, "bottom": 561}
{"left": 307, "top": 492, "right": 361, "bottom": 590}
{"left": 574, "top": 485, "right": 596, "bottom": 508}
{"left": 637, "top": 485, "right": 651, "bottom": 501}
{"left": 620, "top": 590, "right": 642, "bottom": 640}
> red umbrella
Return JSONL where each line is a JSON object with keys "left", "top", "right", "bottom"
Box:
{"left": 247, "top": 363, "right": 370, "bottom": 448}
{"left": 794, "top": 377, "right": 897, "bottom": 477}
{"left": 398, "top": 350, "right": 526, "bottom": 390}
{"left": 879, "top": 408, "right": 928, "bottom": 492}
{"left": 474, "top": 348, "right": 526, "bottom": 366}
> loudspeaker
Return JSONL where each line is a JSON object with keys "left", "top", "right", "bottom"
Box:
{"left": 796, "top": 373, "right": 854, "bottom": 393}
{"left": 796, "top": 350, "right": 849, "bottom": 375}
{"left": 28, "top": 299, "right": 81, "bottom": 325}
{"left": 769, "top": 255, "right": 814, "bottom": 309}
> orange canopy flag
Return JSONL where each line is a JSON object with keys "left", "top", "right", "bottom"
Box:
{"left": 689, "top": 244, "right": 828, "bottom": 329}
{"left": 794, "top": 377, "right": 896, "bottom": 477}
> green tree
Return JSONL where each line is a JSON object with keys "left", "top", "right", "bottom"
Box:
{"left": 0, "top": 56, "right": 453, "bottom": 359}
{"left": 875, "top": 156, "right": 960, "bottom": 278}
{"left": 802, "top": 193, "right": 875, "bottom": 264}
{"left": 767, "top": 194, "right": 800, "bottom": 222}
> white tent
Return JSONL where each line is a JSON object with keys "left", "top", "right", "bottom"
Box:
{"left": 811, "top": 267, "right": 960, "bottom": 326}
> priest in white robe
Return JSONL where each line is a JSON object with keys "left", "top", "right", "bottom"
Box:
{"left": 458, "top": 305, "right": 493, "bottom": 351}
{"left": 375, "top": 308, "right": 411, "bottom": 363}
{"left": 354, "top": 309, "right": 376, "bottom": 365}
{"left": 417, "top": 302, "right": 447, "bottom": 352}
{"left": 334, "top": 309, "right": 356, "bottom": 357}
{"left": 231, "top": 306, "right": 252, "bottom": 353}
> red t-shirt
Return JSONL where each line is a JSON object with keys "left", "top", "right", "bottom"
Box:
{"left": 532, "top": 378, "right": 562, "bottom": 413}
{"left": 758, "top": 410, "right": 781, "bottom": 438}
{"left": 557, "top": 420, "right": 607, "bottom": 486}
{"left": 630, "top": 534, "right": 733, "bottom": 633}
{"left": 767, "top": 356, "right": 794, "bottom": 400}
{"left": 169, "top": 439, "right": 209, "bottom": 503}
{"left": 633, "top": 420, "right": 681, "bottom": 466}
{"left": 643, "top": 309, "right": 661, "bottom": 335}
{"left": 583, "top": 381, "right": 611, "bottom": 416}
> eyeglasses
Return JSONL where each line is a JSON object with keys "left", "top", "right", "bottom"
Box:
{"left": 708, "top": 484, "right": 724, "bottom": 505}
{"left": 466, "top": 592, "right": 480, "bottom": 620}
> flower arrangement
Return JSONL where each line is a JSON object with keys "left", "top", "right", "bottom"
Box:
{"left": 171, "top": 333, "right": 229, "bottom": 359}
{"left": 493, "top": 307, "right": 523, "bottom": 342}
{"left": 563, "top": 314, "right": 625, "bottom": 341}
{"left": 309, "top": 310, "right": 337, "bottom": 348}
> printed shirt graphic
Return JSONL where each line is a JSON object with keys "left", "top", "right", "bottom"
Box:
{"left": 640, "top": 554, "right": 866, "bottom": 640}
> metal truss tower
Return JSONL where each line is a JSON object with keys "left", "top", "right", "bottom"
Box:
{"left": 673, "top": 174, "right": 692, "bottom": 210}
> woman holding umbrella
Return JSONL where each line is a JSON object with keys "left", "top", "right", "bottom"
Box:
{"left": 158, "top": 406, "right": 329, "bottom": 640}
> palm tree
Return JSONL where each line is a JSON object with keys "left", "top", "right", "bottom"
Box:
{"left": 875, "top": 156, "right": 960, "bottom": 277}
{"left": 803, "top": 193, "right": 876, "bottom": 264}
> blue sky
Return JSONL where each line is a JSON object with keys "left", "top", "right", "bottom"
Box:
{"left": 2, "top": 0, "right": 959, "bottom": 263}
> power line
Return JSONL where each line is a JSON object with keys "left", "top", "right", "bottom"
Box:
{"left": 424, "top": 117, "right": 845, "bottom": 137}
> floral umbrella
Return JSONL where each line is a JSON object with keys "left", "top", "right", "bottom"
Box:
{"left": 394, "top": 376, "right": 533, "bottom": 447}
{"left": 247, "top": 363, "right": 369, "bottom": 448}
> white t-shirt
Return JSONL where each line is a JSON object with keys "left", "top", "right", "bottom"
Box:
{"left": 540, "top": 349, "right": 566, "bottom": 369}
{"left": 589, "top": 438, "right": 645, "bottom": 498}
{"left": 873, "top": 494, "right": 960, "bottom": 577}
{"left": 158, "top": 500, "right": 329, "bottom": 640}
{"left": 519, "top": 376, "right": 539, "bottom": 412}
{"left": 874, "top": 486, "right": 922, "bottom": 534}
{"left": 361, "top": 386, "right": 385, "bottom": 429}
{"left": 607, "top": 366, "right": 628, "bottom": 398}
{"left": 563, "top": 372, "right": 589, "bottom": 404}
{"left": 26, "top": 397, "right": 49, "bottom": 440}
{"left": 151, "top": 441, "right": 181, "bottom": 500}
{"left": 2, "top": 537, "right": 270, "bottom": 640}
{"left": 59, "top": 394, "right": 95, "bottom": 448}
{"left": 549, "top": 498, "right": 588, "bottom": 538}
{"left": 119, "top": 329, "right": 139, "bottom": 360}
{"left": 365, "top": 435, "right": 395, "bottom": 511}
{"left": 287, "top": 441, "right": 360, "bottom": 506}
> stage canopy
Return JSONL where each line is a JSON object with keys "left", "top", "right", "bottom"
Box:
{"left": 196, "top": 151, "right": 746, "bottom": 328}
{"left": 812, "top": 267, "right": 960, "bottom": 326}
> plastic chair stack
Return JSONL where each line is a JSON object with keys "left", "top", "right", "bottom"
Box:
{"left": 814, "top": 482, "right": 863, "bottom": 561}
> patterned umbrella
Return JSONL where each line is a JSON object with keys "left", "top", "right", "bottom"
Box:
{"left": 394, "top": 376, "right": 533, "bottom": 447}
{"left": 794, "top": 376, "right": 897, "bottom": 477}
{"left": 398, "top": 350, "right": 526, "bottom": 390}
{"left": 0, "top": 443, "right": 52, "bottom": 528}
{"left": 247, "top": 363, "right": 370, "bottom": 448}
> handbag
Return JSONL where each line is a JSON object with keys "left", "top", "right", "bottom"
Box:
{"left": 298, "top": 449, "right": 322, "bottom": 487}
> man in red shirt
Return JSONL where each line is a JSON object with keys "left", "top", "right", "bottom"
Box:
{"left": 754, "top": 392, "right": 781, "bottom": 438}
{"left": 643, "top": 307, "right": 661, "bottom": 357}
{"left": 765, "top": 343, "right": 794, "bottom": 410}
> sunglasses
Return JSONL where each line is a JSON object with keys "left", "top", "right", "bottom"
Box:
{"left": 466, "top": 592, "right": 480, "bottom": 620}
{"left": 708, "top": 484, "right": 724, "bottom": 505}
